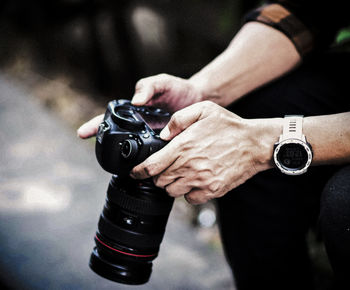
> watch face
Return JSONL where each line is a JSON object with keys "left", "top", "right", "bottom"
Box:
{"left": 277, "top": 143, "right": 308, "bottom": 170}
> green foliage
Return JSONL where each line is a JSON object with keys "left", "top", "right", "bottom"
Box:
{"left": 336, "top": 27, "right": 350, "bottom": 43}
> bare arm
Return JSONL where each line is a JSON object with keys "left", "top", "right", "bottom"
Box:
{"left": 243, "top": 112, "right": 350, "bottom": 171}
{"left": 77, "top": 20, "right": 349, "bottom": 204}
{"left": 77, "top": 22, "right": 301, "bottom": 138}
{"left": 304, "top": 112, "right": 350, "bottom": 165}
{"left": 189, "top": 22, "right": 301, "bottom": 106}
{"left": 126, "top": 21, "right": 301, "bottom": 111}
{"left": 131, "top": 105, "right": 350, "bottom": 204}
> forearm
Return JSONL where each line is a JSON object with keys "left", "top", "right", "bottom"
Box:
{"left": 189, "top": 22, "right": 301, "bottom": 106}
{"left": 253, "top": 112, "right": 350, "bottom": 170}
{"left": 304, "top": 112, "right": 350, "bottom": 165}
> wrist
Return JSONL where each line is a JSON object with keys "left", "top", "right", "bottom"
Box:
{"left": 190, "top": 69, "right": 247, "bottom": 107}
{"left": 188, "top": 75, "right": 212, "bottom": 103}
{"left": 246, "top": 117, "right": 283, "bottom": 171}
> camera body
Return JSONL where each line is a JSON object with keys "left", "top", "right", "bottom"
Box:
{"left": 96, "top": 99, "right": 170, "bottom": 176}
{"left": 89, "top": 99, "right": 174, "bottom": 285}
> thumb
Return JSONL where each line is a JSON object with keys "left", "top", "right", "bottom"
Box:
{"left": 77, "top": 114, "right": 104, "bottom": 139}
{"left": 159, "top": 102, "right": 206, "bottom": 140}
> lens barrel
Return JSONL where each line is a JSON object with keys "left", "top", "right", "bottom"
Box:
{"left": 89, "top": 175, "right": 174, "bottom": 284}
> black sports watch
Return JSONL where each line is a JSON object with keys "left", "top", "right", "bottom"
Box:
{"left": 273, "top": 115, "right": 313, "bottom": 175}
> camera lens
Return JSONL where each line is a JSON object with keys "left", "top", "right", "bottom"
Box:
{"left": 89, "top": 176, "right": 174, "bottom": 285}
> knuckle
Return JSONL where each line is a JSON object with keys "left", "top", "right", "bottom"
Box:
{"left": 170, "top": 113, "right": 181, "bottom": 127}
{"left": 205, "top": 178, "right": 221, "bottom": 194}
{"left": 135, "top": 78, "right": 146, "bottom": 89}
{"left": 208, "top": 183, "right": 219, "bottom": 194}
{"left": 191, "top": 160, "right": 206, "bottom": 173}
{"left": 153, "top": 176, "right": 165, "bottom": 188}
{"left": 136, "top": 73, "right": 171, "bottom": 90}
{"left": 185, "top": 193, "right": 206, "bottom": 205}
{"left": 156, "top": 73, "right": 169, "bottom": 79}
{"left": 165, "top": 187, "right": 176, "bottom": 198}
{"left": 169, "top": 113, "right": 187, "bottom": 133}
{"left": 201, "top": 100, "right": 215, "bottom": 109}
{"left": 200, "top": 100, "right": 219, "bottom": 115}
{"left": 184, "top": 194, "right": 195, "bottom": 204}
{"left": 135, "top": 76, "right": 157, "bottom": 91}
{"left": 195, "top": 167, "right": 212, "bottom": 182}
{"left": 143, "top": 161, "right": 158, "bottom": 177}
{"left": 202, "top": 100, "right": 213, "bottom": 106}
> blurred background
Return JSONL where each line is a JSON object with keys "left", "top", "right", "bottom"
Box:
{"left": 0, "top": 0, "right": 338, "bottom": 289}
{"left": 0, "top": 0, "right": 259, "bottom": 125}
{"left": 0, "top": 1, "right": 260, "bottom": 289}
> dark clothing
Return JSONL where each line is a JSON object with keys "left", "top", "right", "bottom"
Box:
{"left": 220, "top": 48, "right": 350, "bottom": 290}
{"left": 245, "top": 1, "right": 350, "bottom": 56}
{"left": 320, "top": 165, "right": 350, "bottom": 289}
{"left": 217, "top": 2, "right": 350, "bottom": 289}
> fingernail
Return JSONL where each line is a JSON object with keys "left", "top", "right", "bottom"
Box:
{"left": 132, "top": 93, "right": 146, "bottom": 105}
{"left": 160, "top": 126, "right": 170, "bottom": 140}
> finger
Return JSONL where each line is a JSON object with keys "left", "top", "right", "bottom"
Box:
{"left": 132, "top": 81, "right": 155, "bottom": 106}
{"left": 77, "top": 114, "right": 104, "bottom": 139}
{"left": 184, "top": 189, "right": 210, "bottom": 205}
{"left": 132, "top": 74, "right": 169, "bottom": 106}
{"left": 164, "top": 178, "right": 193, "bottom": 198}
{"left": 130, "top": 136, "right": 182, "bottom": 179}
{"left": 159, "top": 102, "right": 206, "bottom": 140}
{"left": 153, "top": 164, "right": 195, "bottom": 188}
{"left": 153, "top": 174, "right": 175, "bottom": 189}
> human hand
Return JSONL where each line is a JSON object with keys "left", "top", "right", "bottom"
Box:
{"left": 131, "top": 73, "right": 203, "bottom": 113}
{"left": 77, "top": 74, "right": 203, "bottom": 139}
{"left": 131, "top": 101, "right": 281, "bottom": 204}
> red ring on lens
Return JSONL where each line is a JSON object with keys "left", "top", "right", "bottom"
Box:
{"left": 95, "top": 235, "right": 157, "bottom": 258}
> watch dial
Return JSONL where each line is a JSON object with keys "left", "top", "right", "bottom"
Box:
{"left": 277, "top": 143, "right": 308, "bottom": 170}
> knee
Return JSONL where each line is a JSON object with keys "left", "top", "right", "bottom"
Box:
{"left": 319, "top": 166, "right": 350, "bottom": 280}
{"left": 320, "top": 166, "right": 350, "bottom": 233}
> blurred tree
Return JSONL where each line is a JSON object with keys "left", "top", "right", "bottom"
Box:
{"left": 0, "top": 0, "right": 260, "bottom": 100}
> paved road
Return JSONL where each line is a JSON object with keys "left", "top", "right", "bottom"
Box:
{"left": 0, "top": 74, "right": 234, "bottom": 290}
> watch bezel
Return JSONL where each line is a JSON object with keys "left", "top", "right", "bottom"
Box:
{"left": 274, "top": 138, "right": 313, "bottom": 175}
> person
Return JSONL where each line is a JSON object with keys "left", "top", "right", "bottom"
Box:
{"left": 78, "top": 1, "right": 350, "bottom": 289}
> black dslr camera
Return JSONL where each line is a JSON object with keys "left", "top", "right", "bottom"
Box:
{"left": 89, "top": 99, "right": 174, "bottom": 285}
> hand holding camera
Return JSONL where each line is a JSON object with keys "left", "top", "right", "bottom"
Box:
{"left": 89, "top": 100, "right": 174, "bottom": 285}
{"left": 79, "top": 92, "right": 280, "bottom": 285}
{"left": 131, "top": 101, "right": 276, "bottom": 205}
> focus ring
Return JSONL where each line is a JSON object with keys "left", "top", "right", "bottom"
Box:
{"left": 98, "top": 214, "right": 163, "bottom": 249}
{"left": 107, "top": 185, "right": 173, "bottom": 216}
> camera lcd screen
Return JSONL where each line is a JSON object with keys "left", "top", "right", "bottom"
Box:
{"left": 136, "top": 109, "right": 171, "bottom": 132}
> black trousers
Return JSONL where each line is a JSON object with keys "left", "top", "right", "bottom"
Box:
{"left": 219, "top": 49, "right": 350, "bottom": 290}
